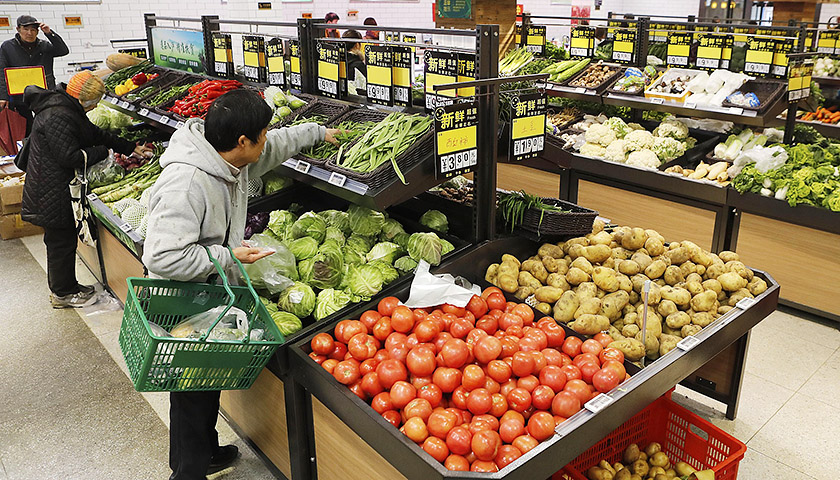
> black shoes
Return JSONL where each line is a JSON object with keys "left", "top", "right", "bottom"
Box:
{"left": 207, "top": 445, "right": 239, "bottom": 475}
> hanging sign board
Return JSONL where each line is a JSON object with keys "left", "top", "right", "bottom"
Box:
{"left": 666, "top": 32, "right": 692, "bottom": 67}
{"left": 693, "top": 24, "right": 711, "bottom": 42}
{"left": 242, "top": 35, "right": 267, "bottom": 83}
{"left": 570, "top": 26, "right": 594, "bottom": 58}
{"left": 118, "top": 47, "right": 148, "bottom": 59}
{"left": 392, "top": 46, "right": 412, "bottom": 107}
{"left": 696, "top": 34, "right": 724, "bottom": 71}
{"left": 457, "top": 53, "right": 476, "bottom": 97}
{"left": 612, "top": 27, "right": 636, "bottom": 64}
{"left": 525, "top": 25, "right": 546, "bottom": 55}
{"left": 515, "top": 24, "right": 522, "bottom": 46}
{"left": 289, "top": 40, "right": 302, "bottom": 90}
{"left": 212, "top": 33, "right": 234, "bottom": 78}
{"left": 338, "top": 44, "right": 348, "bottom": 99}
{"left": 436, "top": 0, "right": 471, "bottom": 19}
{"left": 651, "top": 23, "right": 668, "bottom": 44}
{"left": 152, "top": 28, "right": 206, "bottom": 73}
{"left": 732, "top": 27, "right": 749, "bottom": 47}
{"left": 744, "top": 37, "right": 774, "bottom": 76}
{"left": 366, "top": 45, "right": 393, "bottom": 106}
{"left": 317, "top": 42, "right": 340, "bottom": 98}
{"left": 771, "top": 38, "right": 794, "bottom": 78}
{"left": 606, "top": 20, "right": 620, "bottom": 40}
{"left": 804, "top": 30, "right": 816, "bottom": 52}
{"left": 787, "top": 58, "right": 813, "bottom": 102}
{"left": 434, "top": 102, "right": 478, "bottom": 179}
{"left": 510, "top": 92, "right": 546, "bottom": 162}
{"left": 266, "top": 39, "right": 286, "bottom": 88}
{"left": 4, "top": 66, "right": 46, "bottom": 96}
{"left": 403, "top": 34, "right": 417, "bottom": 52}
{"left": 720, "top": 34, "right": 733, "bottom": 70}
{"left": 424, "top": 50, "right": 457, "bottom": 111}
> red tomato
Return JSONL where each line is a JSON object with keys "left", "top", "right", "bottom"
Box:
{"left": 551, "top": 391, "right": 581, "bottom": 418}
{"left": 440, "top": 339, "right": 470, "bottom": 369}
{"left": 499, "top": 379, "right": 517, "bottom": 398}
{"left": 333, "top": 360, "right": 360, "bottom": 385}
{"left": 372, "top": 317, "right": 393, "bottom": 341}
{"left": 445, "top": 425, "right": 472, "bottom": 456}
{"left": 541, "top": 348, "right": 564, "bottom": 367}
{"left": 449, "top": 408, "right": 471, "bottom": 426}
{"left": 451, "top": 386, "right": 469, "bottom": 410}
{"left": 527, "top": 411, "right": 555, "bottom": 441}
{"left": 475, "top": 315, "right": 499, "bottom": 335}
{"left": 309, "top": 353, "right": 326, "bottom": 365}
{"left": 489, "top": 393, "right": 508, "bottom": 417}
{"left": 385, "top": 332, "right": 408, "bottom": 351}
{"left": 481, "top": 286, "right": 503, "bottom": 299}
{"left": 580, "top": 339, "right": 604, "bottom": 356}
{"left": 373, "top": 349, "right": 389, "bottom": 364}
{"left": 495, "top": 444, "right": 523, "bottom": 469}
{"left": 531, "top": 385, "right": 556, "bottom": 411}
{"left": 512, "top": 435, "right": 538, "bottom": 454}
{"left": 600, "top": 347, "right": 625, "bottom": 365}
{"left": 560, "top": 364, "right": 582, "bottom": 381}
{"left": 414, "top": 320, "right": 440, "bottom": 343}
{"left": 592, "top": 367, "right": 622, "bottom": 393}
{"left": 489, "top": 309, "right": 505, "bottom": 320}
{"left": 517, "top": 375, "right": 540, "bottom": 393}
{"left": 466, "top": 388, "right": 492, "bottom": 415}
{"left": 378, "top": 296, "right": 400, "bottom": 317}
{"left": 433, "top": 331, "right": 453, "bottom": 352}
{"left": 461, "top": 364, "right": 487, "bottom": 391}
{"left": 501, "top": 410, "right": 525, "bottom": 424}
{"left": 469, "top": 414, "right": 499, "bottom": 434}
{"left": 593, "top": 332, "right": 614, "bottom": 349}
{"left": 562, "top": 336, "right": 583, "bottom": 357}
{"left": 564, "top": 379, "right": 592, "bottom": 405}
{"left": 390, "top": 380, "right": 417, "bottom": 409}
{"left": 381, "top": 410, "right": 401, "bottom": 427}
{"left": 406, "top": 345, "right": 437, "bottom": 376}
{"left": 449, "top": 318, "right": 473, "bottom": 339}
{"left": 388, "top": 346, "right": 409, "bottom": 363}
{"left": 512, "top": 303, "right": 535, "bottom": 325}
{"left": 414, "top": 308, "right": 429, "bottom": 323}
{"left": 329, "top": 342, "right": 348, "bottom": 360}
{"left": 539, "top": 365, "right": 567, "bottom": 392}
{"left": 518, "top": 335, "right": 541, "bottom": 353}
{"left": 505, "top": 302, "right": 518, "bottom": 313}
{"left": 507, "top": 387, "right": 532, "bottom": 412}
{"left": 347, "top": 380, "right": 365, "bottom": 399}
{"left": 485, "top": 292, "right": 506, "bottom": 311}
{"left": 433, "top": 367, "right": 463, "bottom": 393}
{"left": 321, "top": 358, "right": 339, "bottom": 374}
{"left": 311, "top": 333, "right": 335, "bottom": 355}
{"left": 391, "top": 306, "right": 416, "bottom": 333}
{"left": 465, "top": 329, "right": 488, "bottom": 348}
{"left": 499, "top": 313, "right": 524, "bottom": 331}
{"left": 376, "top": 359, "right": 408, "bottom": 389}
{"left": 602, "top": 360, "right": 626, "bottom": 379}
{"left": 444, "top": 454, "right": 470, "bottom": 471}
{"left": 531, "top": 351, "right": 547, "bottom": 375}
{"left": 466, "top": 295, "right": 489, "bottom": 318}
{"left": 539, "top": 320, "right": 567, "bottom": 348}
{"left": 348, "top": 333, "right": 379, "bottom": 361}
{"left": 403, "top": 416, "right": 428, "bottom": 443}
{"left": 470, "top": 460, "right": 498, "bottom": 472}
{"left": 499, "top": 418, "right": 525, "bottom": 444}
{"left": 525, "top": 328, "right": 548, "bottom": 349}
{"left": 336, "top": 320, "right": 366, "bottom": 344}
{"left": 418, "top": 383, "right": 443, "bottom": 408}
{"left": 422, "top": 436, "right": 449, "bottom": 462}
{"left": 511, "top": 351, "right": 536, "bottom": 377}
{"left": 442, "top": 304, "right": 466, "bottom": 317}
{"left": 427, "top": 410, "right": 458, "bottom": 438}
{"left": 360, "top": 310, "right": 382, "bottom": 331}
{"left": 471, "top": 430, "right": 502, "bottom": 461}
{"left": 371, "top": 392, "right": 393, "bottom": 414}
{"left": 487, "top": 360, "right": 512, "bottom": 383}
{"left": 579, "top": 362, "right": 600, "bottom": 384}
{"left": 361, "top": 372, "right": 384, "bottom": 397}
{"left": 573, "top": 353, "right": 601, "bottom": 369}
{"left": 360, "top": 358, "right": 379, "bottom": 376}
{"left": 500, "top": 336, "right": 520, "bottom": 358}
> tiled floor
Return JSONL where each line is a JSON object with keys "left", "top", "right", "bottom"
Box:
{"left": 3, "top": 234, "right": 840, "bottom": 480}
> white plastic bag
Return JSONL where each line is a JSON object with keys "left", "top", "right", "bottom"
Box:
{"left": 170, "top": 305, "right": 253, "bottom": 342}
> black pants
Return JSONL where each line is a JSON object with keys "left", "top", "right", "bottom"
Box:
{"left": 169, "top": 390, "right": 221, "bottom": 480}
{"left": 43, "top": 226, "right": 80, "bottom": 297}
{"left": 10, "top": 102, "right": 33, "bottom": 136}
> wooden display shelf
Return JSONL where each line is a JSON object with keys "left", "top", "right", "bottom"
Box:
{"left": 97, "top": 222, "right": 144, "bottom": 304}
{"left": 77, "top": 238, "right": 103, "bottom": 284}
{"left": 496, "top": 163, "right": 563, "bottom": 198}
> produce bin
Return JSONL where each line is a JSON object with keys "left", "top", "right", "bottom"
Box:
{"left": 274, "top": 98, "right": 353, "bottom": 129}
{"left": 289, "top": 237, "right": 779, "bottom": 480}
{"left": 116, "top": 69, "right": 186, "bottom": 105}
{"left": 557, "top": 393, "right": 746, "bottom": 480}
{"left": 721, "top": 78, "right": 785, "bottom": 113}
{"left": 644, "top": 68, "right": 701, "bottom": 103}
{"left": 565, "top": 64, "right": 623, "bottom": 95}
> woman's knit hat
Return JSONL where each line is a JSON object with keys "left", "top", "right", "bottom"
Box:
{"left": 66, "top": 70, "right": 106, "bottom": 108}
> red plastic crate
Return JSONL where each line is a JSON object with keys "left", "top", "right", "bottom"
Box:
{"left": 555, "top": 394, "right": 746, "bottom": 480}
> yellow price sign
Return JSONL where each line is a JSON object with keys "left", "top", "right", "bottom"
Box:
{"left": 434, "top": 102, "right": 479, "bottom": 179}
{"left": 4, "top": 66, "right": 46, "bottom": 96}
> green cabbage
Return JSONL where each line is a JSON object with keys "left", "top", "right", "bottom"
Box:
{"left": 262, "top": 170, "right": 293, "bottom": 195}
{"left": 87, "top": 105, "right": 112, "bottom": 129}
{"left": 325, "top": 226, "right": 346, "bottom": 246}
{"left": 298, "top": 257, "right": 315, "bottom": 283}
{"left": 393, "top": 232, "right": 411, "bottom": 249}
{"left": 344, "top": 248, "right": 366, "bottom": 266}
{"left": 380, "top": 218, "right": 406, "bottom": 241}
{"left": 318, "top": 209, "right": 351, "bottom": 234}
{"left": 314, "top": 288, "right": 354, "bottom": 321}
{"left": 268, "top": 210, "right": 297, "bottom": 239}
{"left": 394, "top": 256, "right": 418, "bottom": 273}
{"left": 348, "top": 205, "right": 385, "bottom": 236}
{"left": 277, "top": 282, "right": 316, "bottom": 318}
{"left": 288, "top": 236, "right": 319, "bottom": 261}
{"left": 270, "top": 311, "right": 302, "bottom": 336}
{"left": 407, "top": 232, "right": 443, "bottom": 266}
{"left": 345, "top": 264, "right": 384, "bottom": 299}
{"left": 369, "top": 261, "right": 400, "bottom": 284}
{"left": 420, "top": 210, "right": 449, "bottom": 233}
{"left": 310, "top": 240, "right": 344, "bottom": 289}
{"left": 346, "top": 234, "right": 374, "bottom": 254}
{"left": 365, "top": 242, "right": 404, "bottom": 265}
{"left": 440, "top": 239, "right": 455, "bottom": 255}
{"left": 291, "top": 211, "right": 327, "bottom": 243}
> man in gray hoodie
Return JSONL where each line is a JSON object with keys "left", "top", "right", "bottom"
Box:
{"left": 142, "top": 89, "right": 338, "bottom": 479}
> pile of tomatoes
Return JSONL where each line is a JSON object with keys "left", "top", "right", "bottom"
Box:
{"left": 307, "top": 287, "right": 630, "bottom": 473}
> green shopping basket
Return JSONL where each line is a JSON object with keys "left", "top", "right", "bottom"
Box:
{"left": 118, "top": 247, "right": 284, "bottom": 392}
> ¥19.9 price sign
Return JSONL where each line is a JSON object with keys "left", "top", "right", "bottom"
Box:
{"left": 744, "top": 37, "right": 775, "bottom": 76}
{"left": 570, "top": 26, "right": 594, "bottom": 58}
{"left": 434, "top": 102, "right": 478, "bottom": 179}
{"left": 242, "top": 35, "right": 266, "bottom": 83}
{"left": 392, "top": 46, "right": 412, "bottom": 107}
{"left": 265, "top": 39, "right": 285, "bottom": 88}
{"left": 666, "top": 32, "right": 692, "bottom": 67}
{"left": 365, "top": 45, "right": 393, "bottom": 106}
{"left": 510, "top": 93, "right": 546, "bottom": 162}
{"left": 612, "top": 27, "right": 636, "bottom": 64}
{"left": 317, "top": 42, "right": 340, "bottom": 98}
{"left": 425, "top": 50, "right": 458, "bottom": 112}
{"left": 212, "top": 33, "right": 233, "bottom": 78}
{"left": 696, "top": 34, "right": 724, "bottom": 70}
{"left": 289, "top": 40, "right": 302, "bottom": 90}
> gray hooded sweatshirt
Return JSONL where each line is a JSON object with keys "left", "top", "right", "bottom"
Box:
{"left": 142, "top": 118, "right": 325, "bottom": 282}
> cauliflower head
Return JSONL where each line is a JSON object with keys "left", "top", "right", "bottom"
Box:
{"left": 653, "top": 119, "right": 689, "bottom": 140}
{"left": 651, "top": 137, "right": 686, "bottom": 162}
{"left": 604, "top": 139, "right": 630, "bottom": 163}
{"left": 584, "top": 123, "right": 617, "bottom": 147}
{"left": 624, "top": 129, "right": 655, "bottom": 151}
{"left": 579, "top": 142, "right": 607, "bottom": 159}
{"left": 605, "top": 117, "right": 632, "bottom": 139}
{"left": 626, "top": 149, "right": 661, "bottom": 169}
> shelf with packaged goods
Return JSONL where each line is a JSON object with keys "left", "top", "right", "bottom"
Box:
{"left": 288, "top": 236, "right": 780, "bottom": 480}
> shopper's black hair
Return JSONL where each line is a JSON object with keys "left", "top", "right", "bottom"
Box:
{"left": 363, "top": 17, "right": 377, "bottom": 26}
{"left": 204, "top": 89, "right": 273, "bottom": 152}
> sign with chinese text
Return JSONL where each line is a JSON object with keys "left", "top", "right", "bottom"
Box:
{"left": 510, "top": 93, "right": 546, "bottom": 162}
{"left": 745, "top": 37, "right": 775, "bottom": 76}
{"left": 425, "top": 50, "right": 457, "bottom": 111}
{"left": 366, "top": 45, "right": 393, "bottom": 106}
{"left": 693, "top": 24, "right": 711, "bottom": 42}
{"left": 817, "top": 30, "right": 837, "bottom": 55}
{"left": 612, "top": 27, "right": 635, "bottom": 64}
{"left": 607, "top": 20, "right": 620, "bottom": 40}
{"left": 788, "top": 58, "right": 812, "bottom": 102}
{"left": 152, "top": 28, "right": 206, "bottom": 73}
{"left": 436, "top": 0, "right": 471, "bottom": 19}
{"left": 772, "top": 38, "right": 793, "bottom": 78}
{"left": 266, "top": 39, "right": 285, "bottom": 88}
{"left": 212, "top": 33, "right": 234, "bottom": 78}
{"left": 650, "top": 23, "right": 668, "bottom": 44}
{"left": 570, "top": 27, "right": 594, "bottom": 58}
{"left": 289, "top": 40, "right": 302, "bottom": 89}
{"left": 242, "top": 36, "right": 266, "bottom": 83}
{"left": 732, "top": 27, "right": 749, "bottom": 47}
{"left": 696, "top": 34, "right": 724, "bottom": 70}
{"left": 118, "top": 47, "right": 147, "bottom": 59}
{"left": 525, "top": 25, "right": 546, "bottom": 55}
{"left": 317, "top": 42, "right": 340, "bottom": 98}
{"left": 457, "top": 53, "right": 476, "bottom": 97}
{"left": 666, "top": 32, "right": 692, "bottom": 67}
{"left": 392, "top": 46, "right": 412, "bottom": 107}
{"left": 434, "top": 102, "right": 478, "bottom": 179}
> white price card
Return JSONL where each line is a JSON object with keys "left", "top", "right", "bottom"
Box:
{"left": 175, "top": 121, "right": 186, "bottom": 129}
{"left": 328, "top": 172, "right": 347, "bottom": 187}
{"left": 735, "top": 297, "right": 757, "bottom": 310}
{"left": 729, "top": 107, "right": 744, "bottom": 115}
{"left": 119, "top": 100, "right": 130, "bottom": 108}
{"left": 120, "top": 222, "right": 133, "bottom": 233}
{"left": 584, "top": 393, "right": 614, "bottom": 414}
{"left": 677, "top": 335, "right": 701, "bottom": 352}
{"left": 295, "top": 160, "right": 311, "bottom": 174}
{"left": 575, "top": 87, "right": 586, "bottom": 94}
{"left": 684, "top": 102, "right": 697, "bottom": 110}
{"left": 86, "top": 193, "right": 98, "bottom": 202}
{"left": 651, "top": 97, "right": 665, "bottom": 105}
{"left": 139, "top": 108, "right": 149, "bottom": 117}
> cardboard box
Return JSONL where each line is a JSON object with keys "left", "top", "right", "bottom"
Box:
{"left": 0, "top": 213, "right": 42, "bottom": 240}
{"left": 0, "top": 183, "right": 23, "bottom": 215}
{"left": 0, "top": 160, "right": 25, "bottom": 178}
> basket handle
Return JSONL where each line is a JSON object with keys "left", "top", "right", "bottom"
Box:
{"left": 199, "top": 246, "right": 261, "bottom": 344}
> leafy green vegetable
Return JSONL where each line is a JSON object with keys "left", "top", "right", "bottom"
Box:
{"left": 277, "top": 282, "right": 316, "bottom": 318}
{"left": 310, "top": 240, "right": 344, "bottom": 289}
{"left": 298, "top": 257, "right": 315, "bottom": 283}
{"left": 314, "top": 289, "right": 354, "bottom": 321}
{"left": 288, "top": 236, "right": 319, "bottom": 261}
{"left": 393, "top": 232, "right": 411, "bottom": 249}
{"left": 380, "top": 218, "right": 406, "bottom": 241}
{"left": 366, "top": 242, "right": 404, "bottom": 265}
{"left": 346, "top": 264, "right": 384, "bottom": 298}
{"left": 348, "top": 205, "right": 385, "bottom": 237}
{"left": 262, "top": 171, "right": 293, "bottom": 195}
{"left": 420, "top": 210, "right": 449, "bottom": 233}
{"left": 394, "top": 256, "right": 418, "bottom": 273}
{"left": 325, "top": 226, "right": 346, "bottom": 246}
{"left": 270, "top": 311, "right": 302, "bottom": 336}
{"left": 440, "top": 239, "right": 455, "bottom": 255}
{"left": 291, "top": 211, "right": 327, "bottom": 243}
{"left": 407, "top": 232, "right": 443, "bottom": 266}
{"left": 346, "top": 234, "right": 374, "bottom": 254}
{"left": 368, "top": 261, "right": 400, "bottom": 284}
{"left": 268, "top": 210, "right": 297, "bottom": 239}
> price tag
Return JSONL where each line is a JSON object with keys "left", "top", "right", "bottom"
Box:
{"left": 570, "top": 26, "right": 595, "bottom": 58}
{"left": 175, "top": 121, "right": 186, "bottom": 129}
{"left": 735, "top": 297, "right": 757, "bottom": 310}
{"left": 524, "top": 25, "right": 546, "bottom": 56}
{"left": 744, "top": 37, "right": 775, "bottom": 76}
{"left": 612, "top": 27, "right": 636, "bottom": 64}
{"left": 684, "top": 102, "right": 697, "bottom": 109}
{"left": 457, "top": 53, "right": 477, "bottom": 97}
{"left": 328, "top": 172, "right": 347, "bottom": 187}
{"left": 693, "top": 24, "right": 711, "bottom": 42}
{"left": 788, "top": 58, "right": 813, "bottom": 103}
{"left": 317, "top": 42, "right": 340, "bottom": 99}
{"left": 677, "top": 335, "right": 701, "bottom": 352}
{"left": 392, "top": 46, "right": 412, "bottom": 107}
{"left": 424, "top": 50, "right": 458, "bottom": 112}
{"left": 120, "top": 222, "right": 134, "bottom": 233}
{"left": 650, "top": 97, "right": 665, "bottom": 105}
{"left": 295, "top": 160, "right": 311, "bottom": 174}
{"left": 87, "top": 193, "right": 98, "bottom": 202}
{"left": 696, "top": 34, "right": 725, "bottom": 71}
{"left": 366, "top": 45, "right": 393, "bottom": 106}
{"left": 434, "top": 102, "right": 478, "bottom": 179}
{"left": 117, "top": 100, "right": 129, "bottom": 108}
{"left": 510, "top": 92, "right": 547, "bottom": 162}
{"left": 212, "top": 33, "right": 234, "bottom": 78}
{"left": 666, "top": 32, "right": 692, "bottom": 67}
{"left": 728, "top": 107, "right": 744, "bottom": 115}
{"left": 242, "top": 35, "right": 267, "bottom": 83}
{"left": 139, "top": 108, "right": 149, "bottom": 117}
{"left": 584, "top": 394, "right": 614, "bottom": 414}
{"left": 289, "top": 40, "right": 302, "bottom": 90}
{"left": 575, "top": 87, "right": 586, "bottom": 94}
{"left": 266, "top": 40, "right": 286, "bottom": 88}
{"left": 771, "top": 38, "right": 794, "bottom": 78}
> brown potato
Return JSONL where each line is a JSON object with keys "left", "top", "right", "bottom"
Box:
{"left": 623, "top": 444, "right": 641, "bottom": 464}
{"left": 497, "top": 274, "right": 518, "bottom": 293}
{"left": 718, "top": 305, "right": 734, "bottom": 315}
{"left": 608, "top": 325, "right": 625, "bottom": 341}
{"left": 681, "top": 324, "right": 702, "bottom": 337}
{"left": 725, "top": 261, "right": 750, "bottom": 279}
{"left": 546, "top": 272, "right": 571, "bottom": 290}
{"left": 601, "top": 290, "right": 631, "bottom": 320}
{"left": 588, "top": 230, "right": 613, "bottom": 246}
{"left": 666, "top": 247, "right": 690, "bottom": 265}
{"left": 583, "top": 244, "right": 613, "bottom": 264}
{"left": 748, "top": 277, "right": 768, "bottom": 296}
{"left": 650, "top": 451, "right": 668, "bottom": 467}
{"left": 501, "top": 254, "right": 521, "bottom": 268}
{"left": 685, "top": 280, "right": 704, "bottom": 296}
{"left": 630, "top": 251, "right": 653, "bottom": 271}
{"left": 718, "top": 272, "right": 747, "bottom": 292}
{"left": 586, "top": 466, "right": 612, "bottom": 480}
{"left": 635, "top": 330, "right": 661, "bottom": 358}
{"left": 660, "top": 286, "right": 691, "bottom": 307}
{"left": 663, "top": 265, "right": 684, "bottom": 286}
{"left": 593, "top": 266, "right": 620, "bottom": 292}
{"left": 728, "top": 288, "right": 754, "bottom": 307}
{"left": 535, "top": 286, "right": 564, "bottom": 304}
{"left": 562, "top": 237, "right": 589, "bottom": 254}
{"left": 609, "top": 338, "right": 646, "bottom": 361}
{"left": 702, "top": 278, "right": 722, "bottom": 295}
{"left": 622, "top": 323, "right": 641, "bottom": 337}
{"left": 645, "top": 260, "right": 668, "bottom": 279}
{"left": 542, "top": 255, "right": 566, "bottom": 274}
{"left": 592, "top": 219, "right": 605, "bottom": 233}
{"left": 518, "top": 271, "right": 543, "bottom": 290}
{"left": 567, "top": 243, "right": 586, "bottom": 260}
{"left": 631, "top": 459, "right": 649, "bottom": 477}
{"left": 704, "top": 264, "right": 726, "bottom": 280}
{"left": 614, "top": 468, "right": 631, "bottom": 480}
{"left": 679, "top": 261, "right": 697, "bottom": 278}
{"left": 691, "top": 311, "right": 715, "bottom": 327}
{"left": 522, "top": 259, "right": 549, "bottom": 283}
{"left": 553, "top": 290, "right": 579, "bottom": 323}
{"left": 498, "top": 262, "right": 519, "bottom": 278}
{"left": 514, "top": 286, "right": 535, "bottom": 300}
{"left": 538, "top": 243, "right": 565, "bottom": 259}
{"left": 535, "top": 302, "right": 552, "bottom": 315}
{"left": 665, "top": 311, "right": 691, "bottom": 329}
{"left": 657, "top": 300, "right": 678, "bottom": 318}
{"left": 685, "top": 272, "right": 703, "bottom": 284}
{"left": 616, "top": 273, "right": 633, "bottom": 293}
{"left": 660, "top": 334, "right": 681, "bottom": 355}
{"left": 570, "top": 314, "right": 611, "bottom": 335}
{"left": 718, "top": 250, "right": 740, "bottom": 263}
{"left": 690, "top": 290, "right": 717, "bottom": 312}
{"left": 576, "top": 282, "right": 598, "bottom": 302}
{"left": 485, "top": 264, "right": 499, "bottom": 284}
{"left": 571, "top": 256, "right": 595, "bottom": 274}
{"left": 621, "top": 227, "right": 648, "bottom": 250}
{"left": 603, "top": 257, "right": 616, "bottom": 269}
{"left": 612, "top": 247, "right": 634, "bottom": 260}
{"left": 566, "top": 267, "right": 591, "bottom": 286}
{"left": 644, "top": 237, "right": 666, "bottom": 256}
{"left": 613, "top": 318, "right": 626, "bottom": 330}
{"left": 629, "top": 290, "right": 640, "bottom": 305}
{"left": 618, "top": 259, "right": 641, "bottom": 276}
{"left": 575, "top": 297, "right": 603, "bottom": 318}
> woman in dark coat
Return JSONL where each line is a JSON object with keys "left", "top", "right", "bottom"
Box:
{"left": 21, "top": 70, "right": 151, "bottom": 308}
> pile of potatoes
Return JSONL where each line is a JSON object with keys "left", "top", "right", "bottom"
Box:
{"left": 585, "top": 442, "right": 700, "bottom": 480}
{"left": 485, "top": 222, "right": 769, "bottom": 363}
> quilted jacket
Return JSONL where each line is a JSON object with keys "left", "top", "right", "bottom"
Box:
{"left": 21, "top": 85, "right": 134, "bottom": 228}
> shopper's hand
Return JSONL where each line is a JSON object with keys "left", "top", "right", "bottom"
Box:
{"left": 0, "top": 100, "right": 7, "bottom": 111}
{"left": 325, "top": 128, "right": 341, "bottom": 146}
{"left": 232, "top": 246, "right": 274, "bottom": 264}
{"left": 133, "top": 144, "right": 154, "bottom": 158}
{"left": 40, "top": 23, "right": 52, "bottom": 35}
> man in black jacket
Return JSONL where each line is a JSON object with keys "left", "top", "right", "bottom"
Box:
{"left": 22, "top": 71, "right": 151, "bottom": 308}
{"left": 0, "top": 15, "right": 70, "bottom": 133}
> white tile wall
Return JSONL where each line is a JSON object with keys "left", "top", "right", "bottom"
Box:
{"left": 819, "top": 3, "right": 840, "bottom": 24}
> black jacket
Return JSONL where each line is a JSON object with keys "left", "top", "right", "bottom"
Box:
{"left": 0, "top": 32, "right": 70, "bottom": 104}
{"left": 21, "top": 86, "right": 135, "bottom": 229}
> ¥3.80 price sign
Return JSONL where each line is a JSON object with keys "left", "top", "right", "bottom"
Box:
{"left": 317, "top": 42, "right": 340, "bottom": 98}
{"left": 434, "top": 102, "right": 478, "bottom": 179}
{"left": 510, "top": 93, "right": 546, "bottom": 162}
{"left": 366, "top": 45, "right": 393, "bottom": 106}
